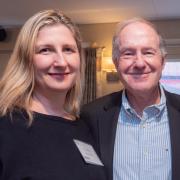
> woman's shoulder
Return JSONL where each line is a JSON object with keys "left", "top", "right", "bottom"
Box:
{"left": 0, "top": 110, "right": 28, "bottom": 131}
{"left": 0, "top": 110, "right": 30, "bottom": 154}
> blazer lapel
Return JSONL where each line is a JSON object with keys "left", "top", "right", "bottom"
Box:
{"left": 166, "top": 91, "right": 180, "bottom": 180}
{"left": 98, "top": 92, "right": 122, "bottom": 180}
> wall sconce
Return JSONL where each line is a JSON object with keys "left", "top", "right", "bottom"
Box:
{"left": 101, "top": 56, "right": 116, "bottom": 72}
{"left": 96, "top": 46, "right": 105, "bottom": 72}
{"left": 106, "top": 71, "right": 119, "bottom": 82}
{"left": 101, "top": 57, "right": 119, "bottom": 82}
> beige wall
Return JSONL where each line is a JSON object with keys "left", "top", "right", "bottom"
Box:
{"left": 153, "top": 19, "right": 180, "bottom": 59}
{"left": 0, "top": 27, "right": 20, "bottom": 76}
{"left": 79, "top": 23, "right": 116, "bottom": 57}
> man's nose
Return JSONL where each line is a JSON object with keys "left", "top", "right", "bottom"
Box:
{"left": 134, "top": 52, "right": 146, "bottom": 68}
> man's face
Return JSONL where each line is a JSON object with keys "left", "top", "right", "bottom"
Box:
{"left": 115, "top": 22, "right": 165, "bottom": 94}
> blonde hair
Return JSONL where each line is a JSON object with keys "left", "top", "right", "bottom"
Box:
{"left": 0, "top": 9, "right": 84, "bottom": 124}
{"left": 112, "top": 17, "right": 167, "bottom": 62}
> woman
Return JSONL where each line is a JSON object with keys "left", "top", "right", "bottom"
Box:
{"left": 0, "top": 9, "right": 106, "bottom": 180}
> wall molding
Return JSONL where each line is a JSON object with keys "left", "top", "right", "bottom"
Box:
{"left": 165, "top": 38, "right": 180, "bottom": 47}
{"left": 0, "top": 49, "right": 12, "bottom": 54}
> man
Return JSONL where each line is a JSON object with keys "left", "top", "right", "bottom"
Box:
{"left": 81, "top": 18, "right": 180, "bottom": 180}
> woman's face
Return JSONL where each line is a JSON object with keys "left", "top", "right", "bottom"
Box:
{"left": 33, "top": 24, "right": 80, "bottom": 95}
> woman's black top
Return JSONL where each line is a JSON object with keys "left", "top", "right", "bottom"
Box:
{"left": 0, "top": 111, "right": 106, "bottom": 180}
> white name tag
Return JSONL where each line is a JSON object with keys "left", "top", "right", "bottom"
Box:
{"left": 73, "top": 139, "right": 104, "bottom": 166}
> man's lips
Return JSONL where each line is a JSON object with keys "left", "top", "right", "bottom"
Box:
{"left": 128, "top": 72, "right": 151, "bottom": 79}
{"left": 128, "top": 72, "right": 151, "bottom": 75}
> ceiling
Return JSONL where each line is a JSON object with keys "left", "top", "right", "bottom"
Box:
{"left": 1, "top": 0, "right": 180, "bottom": 26}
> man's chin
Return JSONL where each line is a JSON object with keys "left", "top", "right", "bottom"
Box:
{"left": 127, "top": 85, "right": 152, "bottom": 93}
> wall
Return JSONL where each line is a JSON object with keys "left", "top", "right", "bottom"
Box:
{"left": 153, "top": 19, "right": 180, "bottom": 59}
{"left": 0, "top": 26, "right": 20, "bottom": 76}
{"left": 79, "top": 23, "right": 116, "bottom": 57}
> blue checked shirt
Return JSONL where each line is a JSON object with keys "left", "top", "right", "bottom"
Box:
{"left": 113, "top": 86, "right": 172, "bottom": 180}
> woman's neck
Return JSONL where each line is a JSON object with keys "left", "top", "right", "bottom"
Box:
{"left": 30, "top": 90, "right": 71, "bottom": 119}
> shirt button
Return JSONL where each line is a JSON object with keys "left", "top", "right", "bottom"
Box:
{"left": 144, "top": 151, "right": 148, "bottom": 156}
{"left": 141, "top": 124, "right": 146, "bottom": 128}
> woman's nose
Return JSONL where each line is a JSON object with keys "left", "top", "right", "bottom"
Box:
{"left": 53, "top": 52, "right": 67, "bottom": 67}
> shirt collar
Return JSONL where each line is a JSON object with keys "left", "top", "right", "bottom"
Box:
{"left": 122, "top": 85, "right": 166, "bottom": 120}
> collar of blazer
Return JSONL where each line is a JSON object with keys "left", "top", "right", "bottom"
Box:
{"left": 105, "top": 89, "right": 180, "bottom": 111}
{"left": 165, "top": 90, "right": 180, "bottom": 111}
{"left": 164, "top": 89, "right": 180, "bottom": 179}
{"left": 97, "top": 91, "right": 123, "bottom": 180}
{"left": 103, "top": 91, "right": 123, "bottom": 111}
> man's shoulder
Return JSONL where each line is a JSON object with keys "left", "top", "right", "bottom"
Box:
{"left": 81, "top": 91, "right": 123, "bottom": 115}
{"left": 84, "top": 91, "right": 122, "bottom": 108}
{"left": 165, "top": 90, "right": 180, "bottom": 109}
{"left": 80, "top": 91, "right": 123, "bottom": 129}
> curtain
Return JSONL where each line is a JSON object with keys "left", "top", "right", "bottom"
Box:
{"left": 83, "top": 48, "right": 97, "bottom": 104}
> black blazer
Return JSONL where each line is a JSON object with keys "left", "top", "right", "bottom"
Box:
{"left": 81, "top": 90, "right": 180, "bottom": 180}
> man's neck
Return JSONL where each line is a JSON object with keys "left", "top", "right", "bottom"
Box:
{"left": 126, "top": 86, "right": 161, "bottom": 116}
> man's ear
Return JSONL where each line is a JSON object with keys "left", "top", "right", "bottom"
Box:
{"left": 113, "top": 59, "right": 119, "bottom": 71}
{"left": 162, "top": 57, "right": 166, "bottom": 70}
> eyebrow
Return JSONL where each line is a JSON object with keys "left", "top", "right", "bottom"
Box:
{"left": 120, "top": 47, "right": 158, "bottom": 52}
{"left": 120, "top": 48, "right": 135, "bottom": 53}
{"left": 142, "top": 47, "right": 157, "bottom": 51}
{"left": 35, "top": 44, "right": 52, "bottom": 48}
{"left": 63, "top": 44, "right": 78, "bottom": 48}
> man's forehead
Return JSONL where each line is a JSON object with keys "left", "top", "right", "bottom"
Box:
{"left": 124, "top": 21, "right": 156, "bottom": 32}
{"left": 119, "top": 22, "right": 160, "bottom": 44}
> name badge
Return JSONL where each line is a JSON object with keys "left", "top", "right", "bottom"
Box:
{"left": 73, "top": 139, "right": 104, "bottom": 166}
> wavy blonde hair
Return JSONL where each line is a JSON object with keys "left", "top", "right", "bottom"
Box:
{"left": 0, "top": 9, "right": 84, "bottom": 124}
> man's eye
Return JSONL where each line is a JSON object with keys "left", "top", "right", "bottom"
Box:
{"left": 124, "top": 52, "right": 133, "bottom": 56}
{"left": 145, "top": 51, "right": 155, "bottom": 56}
{"left": 147, "top": 51, "right": 153, "bottom": 54}
{"left": 121, "top": 51, "right": 134, "bottom": 59}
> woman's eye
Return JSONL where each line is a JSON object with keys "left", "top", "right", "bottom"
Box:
{"left": 63, "top": 45, "right": 77, "bottom": 54}
{"left": 36, "top": 47, "right": 53, "bottom": 54}
{"left": 39, "top": 48, "right": 51, "bottom": 54}
{"left": 64, "top": 47, "right": 74, "bottom": 53}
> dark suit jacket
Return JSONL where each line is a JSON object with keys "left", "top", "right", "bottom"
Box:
{"left": 81, "top": 90, "right": 180, "bottom": 180}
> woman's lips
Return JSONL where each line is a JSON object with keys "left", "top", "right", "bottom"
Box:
{"left": 48, "top": 72, "right": 70, "bottom": 79}
{"left": 48, "top": 72, "right": 70, "bottom": 75}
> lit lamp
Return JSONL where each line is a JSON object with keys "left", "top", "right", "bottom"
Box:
{"left": 102, "top": 57, "right": 119, "bottom": 82}
{"left": 96, "top": 46, "right": 105, "bottom": 71}
{"left": 102, "top": 57, "right": 116, "bottom": 72}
